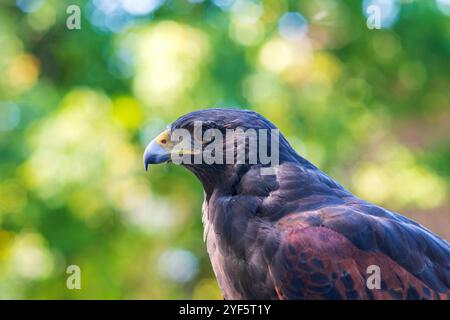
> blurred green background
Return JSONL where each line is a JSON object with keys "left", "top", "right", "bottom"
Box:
{"left": 0, "top": 0, "right": 449, "bottom": 299}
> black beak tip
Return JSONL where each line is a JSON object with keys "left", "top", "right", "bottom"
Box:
{"left": 143, "top": 153, "right": 170, "bottom": 171}
{"left": 143, "top": 139, "right": 170, "bottom": 171}
{"left": 143, "top": 152, "right": 150, "bottom": 172}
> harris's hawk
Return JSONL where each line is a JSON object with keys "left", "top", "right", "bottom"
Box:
{"left": 144, "top": 108, "right": 450, "bottom": 300}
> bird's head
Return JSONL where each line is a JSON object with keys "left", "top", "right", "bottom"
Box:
{"left": 143, "top": 108, "right": 313, "bottom": 192}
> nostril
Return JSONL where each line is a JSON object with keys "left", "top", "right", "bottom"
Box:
{"left": 161, "top": 139, "right": 167, "bottom": 144}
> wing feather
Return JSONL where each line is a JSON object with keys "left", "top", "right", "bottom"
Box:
{"left": 265, "top": 224, "right": 448, "bottom": 299}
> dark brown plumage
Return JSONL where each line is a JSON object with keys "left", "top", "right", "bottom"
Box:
{"left": 144, "top": 108, "right": 450, "bottom": 300}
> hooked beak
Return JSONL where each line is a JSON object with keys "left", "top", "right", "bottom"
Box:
{"left": 143, "top": 129, "right": 171, "bottom": 171}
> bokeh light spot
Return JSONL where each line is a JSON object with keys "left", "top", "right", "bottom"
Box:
{"left": 11, "top": 233, "right": 54, "bottom": 279}
{"left": 213, "top": 0, "right": 236, "bottom": 11}
{"left": 259, "top": 38, "right": 293, "bottom": 73}
{"left": 436, "top": 0, "right": 450, "bottom": 16}
{"left": 0, "top": 102, "right": 20, "bottom": 132}
{"left": 157, "top": 249, "right": 199, "bottom": 283}
{"left": 362, "top": 0, "right": 400, "bottom": 29}
{"left": 7, "top": 54, "right": 40, "bottom": 92}
{"left": 278, "top": 12, "right": 309, "bottom": 41}
{"left": 16, "top": 0, "right": 43, "bottom": 13}
{"left": 122, "top": 0, "right": 165, "bottom": 16}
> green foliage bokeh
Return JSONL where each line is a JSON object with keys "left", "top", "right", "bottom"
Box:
{"left": 0, "top": 0, "right": 449, "bottom": 299}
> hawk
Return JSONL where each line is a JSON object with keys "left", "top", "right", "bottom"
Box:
{"left": 144, "top": 108, "right": 450, "bottom": 300}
